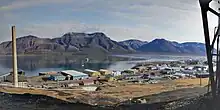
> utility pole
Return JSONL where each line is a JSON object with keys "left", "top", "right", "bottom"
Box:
{"left": 199, "top": 0, "right": 220, "bottom": 97}
{"left": 12, "top": 26, "right": 18, "bottom": 87}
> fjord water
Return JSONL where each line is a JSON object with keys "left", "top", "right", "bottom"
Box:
{"left": 0, "top": 54, "right": 206, "bottom": 76}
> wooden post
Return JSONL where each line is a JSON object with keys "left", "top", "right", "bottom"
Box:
{"left": 12, "top": 26, "right": 18, "bottom": 87}
{"left": 200, "top": 75, "right": 202, "bottom": 86}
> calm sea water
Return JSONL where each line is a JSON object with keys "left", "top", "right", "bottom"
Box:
{"left": 0, "top": 54, "right": 206, "bottom": 76}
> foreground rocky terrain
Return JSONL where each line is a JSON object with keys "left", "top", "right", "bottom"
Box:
{"left": 0, "top": 86, "right": 214, "bottom": 110}
{"left": 0, "top": 78, "right": 210, "bottom": 110}
{"left": 0, "top": 92, "right": 104, "bottom": 110}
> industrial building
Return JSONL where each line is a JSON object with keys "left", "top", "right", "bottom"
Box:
{"left": 5, "top": 73, "right": 27, "bottom": 82}
{"left": 0, "top": 73, "right": 11, "bottom": 82}
{"left": 61, "top": 70, "right": 89, "bottom": 80}
{"left": 99, "top": 69, "right": 112, "bottom": 75}
{"left": 84, "top": 69, "right": 101, "bottom": 77}
{"left": 48, "top": 74, "right": 66, "bottom": 81}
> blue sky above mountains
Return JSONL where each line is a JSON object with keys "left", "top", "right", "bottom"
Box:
{"left": 0, "top": 0, "right": 219, "bottom": 43}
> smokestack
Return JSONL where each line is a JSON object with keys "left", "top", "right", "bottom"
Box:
{"left": 12, "top": 26, "right": 18, "bottom": 87}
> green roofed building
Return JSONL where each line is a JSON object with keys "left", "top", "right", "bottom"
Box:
{"left": 61, "top": 70, "right": 89, "bottom": 80}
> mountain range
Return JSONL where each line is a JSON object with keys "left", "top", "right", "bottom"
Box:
{"left": 0, "top": 32, "right": 207, "bottom": 55}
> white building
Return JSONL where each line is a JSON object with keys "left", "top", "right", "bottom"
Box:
{"left": 112, "top": 71, "right": 121, "bottom": 76}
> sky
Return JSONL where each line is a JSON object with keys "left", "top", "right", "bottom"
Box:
{"left": 0, "top": 0, "right": 219, "bottom": 43}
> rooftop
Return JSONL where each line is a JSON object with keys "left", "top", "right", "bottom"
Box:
{"left": 99, "top": 69, "right": 110, "bottom": 72}
{"left": 61, "top": 70, "right": 88, "bottom": 77}
{"left": 84, "top": 69, "right": 98, "bottom": 73}
{"left": 0, "top": 73, "right": 10, "bottom": 77}
{"left": 51, "top": 73, "right": 65, "bottom": 76}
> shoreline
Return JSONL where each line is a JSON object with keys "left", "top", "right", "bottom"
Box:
{"left": 0, "top": 57, "right": 210, "bottom": 109}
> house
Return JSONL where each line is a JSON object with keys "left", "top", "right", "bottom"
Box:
{"left": 131, "top": 66, "right": 146, "bottom": 73}
{"left": 61, "top": 70, "right": 89, "bottom": 80}
{"left": 112, "top": 71, "right": 121, "bottom": 76}
{"left": 121, "top": 69, "right": 137, "bottom": 75}
{"left": 149, "top": 76, "right": 163, "bottom": 80}
{"left": 184, "top": 66, "right": 194, "bottom": 70}
{"left": 193, "top": 65, "right": 207, "bottom": 72}
{"left": 171, "top": 67, "right": 182, "bottom": 72}
{"left": 103, "top": 74, "right": 113, "bottom": 80}
{"left": 181, "top": 69, "right": 195, "bottom": 74}
{"left": 107, "top": 76, "right": 116, "bottom": 81}
{"left": 99, "top": 69, "right": 112, "bottom": 75}
{"left": 123, "top": 74, "right": 142, "bottom": 80}
{"left": 162, "top": 75, "right": 179, "bottom": 80}
{"left": 84, "top": 69, "right": 101, "bottom": 77}
{"left": 157, "top": 64, "right": 169, "bottom": 70}
{"left": 67, "top": 83, "right": 79, "bottom": 87}
{"left": 95, "top": 77, "right": 108, "bottom": 84}
{"left": 82, "top": 86, "right": 98, "bottom": 91}
{"left": 9, "top": 69, "right": 25, "bottom": 75}
{"left": 195, "top": 73, "right": 209, "bottom": 78}
{"left": 173, "top": 72, "right": 187, "bottom": 78}
{"left": 128, "top": 79, "right": 140, "bottom": 83}
{"left": 39, "top": 71, "right": 57, "bottom": 76}
{"left": 48, "top": 74, "right": 66, "bottom": 81}
{"left": 0, "top": 73, "right": 11, "bottom": 82}
{"left": 0, "top": 70, "right": 27, "bottom": 84}
{"left": 79, "top": 79, "right": 95, "bottom": 85}
{"left": 5, "top": 73, "right": 27, "bottom": 82}
{"left": 147, "top": 65, "right": 158, "bottom": 70}
{"left": 213, "top": 66, "right": 217, "bottom": 72}
{"left": 160, "top": 69, "right": 174, "bottom": 75}
{"left": 141, "top": 74, "right": 149, "bottom": 79}
{"left": 185, "top": 59, "right": 199, "bottom": 65}
{"left": 58, "top": 80, "right": 82, "bottom": 87}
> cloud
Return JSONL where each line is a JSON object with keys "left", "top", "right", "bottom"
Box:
{"left": 0, "top": 0, "right": 219, "bottom": 43}
{"left": 0, "top": 0, "right": 72, "bottom": 11}
{"left": 12, "top": 20, "right": 153, "bottom": 41}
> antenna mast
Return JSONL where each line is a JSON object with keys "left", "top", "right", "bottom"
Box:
{"left": 199, "top": 0, "right": 220, "bottom": 97}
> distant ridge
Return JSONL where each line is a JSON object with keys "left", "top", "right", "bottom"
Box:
{"left": 0, "top": 33, "right": 208, "bottom": 55}
{"left": 137, "top": 38, "right": 206, "bottom": 55}
{"left": 119, "top": 39, "right": 148, "bottom": 50}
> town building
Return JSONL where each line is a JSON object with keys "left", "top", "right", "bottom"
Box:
{"left": 5, "top": 73, "right": 27, "bottom": 82}
{"left": 121, "top": 69, "right": 137, "bottom": 75}
{"left": 111, "top": 71, "right": 121, "bottom": 76}
{"left": 61, "top": 70, "right": 89, "bottom": 80}
{"left": 39, "top": 71, "right": 57, "bottom": 76}
{"left": 0, "top": 73, "right": 11, "bottom": 82}
{"left": 79, "top": 79, "right": 95, "bottom": 85}
{"left": 48, "top": 74, "right": 66, "bottom": 81}
{"left": 0, "top": 70, "right": 27, "bottom": 83}
{"left": 131, "top": 66, "right": 146, "bottom": 73}
{"left": 99, "top": 69, "right": 112, "bottom": 75}
{"left": 84, "top": 69, "right": 101, "bottom": 77}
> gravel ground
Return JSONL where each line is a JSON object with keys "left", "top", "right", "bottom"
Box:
{"left": 114, "top": 87, "right": 208, "bottom": 110}
{"left": 0, "top": 92, "right": 107, "bottom": 110}
{"left": 0, "top": 87, "right": 213, "bottom": 110}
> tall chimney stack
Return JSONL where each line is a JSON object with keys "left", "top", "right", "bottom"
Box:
{"left": 12, "top": 26, "right": 18, "bottom": 87}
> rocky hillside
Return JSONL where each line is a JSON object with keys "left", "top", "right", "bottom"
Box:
{"left": 0, "top": 32, "right": 133, "bottom": 55}
{"left": 0, "top": 33, "right": 208, "bottom": 55}
{"left": 0, "top": 35, "right": 64, "bottom": 54}
{"left": 119, "top": 39, "right": 148, "bottom": 50}
{"left": 137, "top": 39, "right": 207, "bottom": 55}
